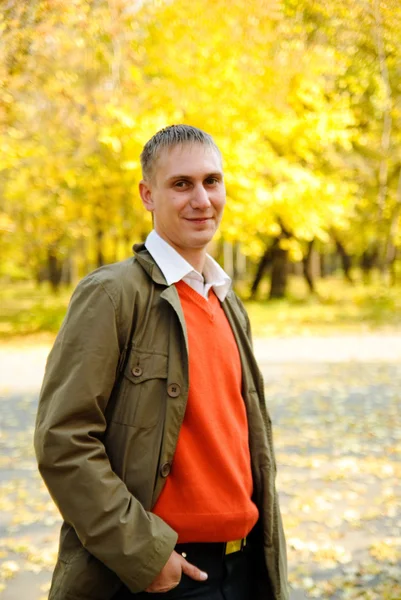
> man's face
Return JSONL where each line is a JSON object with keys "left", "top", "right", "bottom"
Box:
{"left": 140, "top": 143, "right": 225, "bottom": 262}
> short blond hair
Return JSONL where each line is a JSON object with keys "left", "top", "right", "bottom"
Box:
{"left": 140, "top": 124, "right": 221, "bottom": 181}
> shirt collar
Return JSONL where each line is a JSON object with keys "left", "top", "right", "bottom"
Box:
{"left": 145, "top": 230, "right": 232, "bottom": 301}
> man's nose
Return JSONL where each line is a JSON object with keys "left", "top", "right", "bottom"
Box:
{"left": 191, "top": 185, "right": 211, "bottom": 209}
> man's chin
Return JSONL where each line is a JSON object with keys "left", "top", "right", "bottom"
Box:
{"left": 187, "top": 232, "right": 216, "bottom": 249}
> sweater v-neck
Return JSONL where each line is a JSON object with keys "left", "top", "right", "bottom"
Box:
{"left": 175, "top": 280, "right": 219, "bottom": 322}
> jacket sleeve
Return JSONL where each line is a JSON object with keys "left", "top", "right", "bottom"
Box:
{"left": 34, "top": 274, "right": 178, "bottom": 593}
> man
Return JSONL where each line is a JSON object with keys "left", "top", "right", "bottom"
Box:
{"left": 34, "top": 125, "right": 289, "bottom": 600}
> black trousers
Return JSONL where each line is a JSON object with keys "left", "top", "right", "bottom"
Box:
{"left": 114, "top": 542, "right": 255, "bottom": 600}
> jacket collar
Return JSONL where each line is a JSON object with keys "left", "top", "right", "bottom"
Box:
{"left": 132, "top": 243, "right": 168, "bottom": 286}
{"left": 133, "top": 241, "right": 232, "bottom": 302}
{"left": 144, "top": 230, "right": 231, "bottom": 301}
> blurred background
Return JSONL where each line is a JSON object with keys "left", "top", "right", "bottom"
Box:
{"left": 0, "top": 1, "right": 400, "bottom": 599}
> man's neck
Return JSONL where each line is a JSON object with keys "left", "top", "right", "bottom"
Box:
{"left": 181, "top": 250, "right": 206, "bottom": 274}
{"left": 155, "top": 232, "right": 206, "bottom": 274}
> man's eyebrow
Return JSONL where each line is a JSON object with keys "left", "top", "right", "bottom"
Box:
{"left": 166, "top": 172, "right": 224, "bottom": 182}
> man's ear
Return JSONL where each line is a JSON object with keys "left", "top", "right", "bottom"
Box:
{"left": 139, "top": 180, "right": 154, "bottom": 212}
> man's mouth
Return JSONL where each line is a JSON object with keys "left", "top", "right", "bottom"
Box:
{"left": 185, "top": 217, "right": 212, "bottom": 222}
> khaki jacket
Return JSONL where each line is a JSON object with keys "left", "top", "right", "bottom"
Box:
{"left": 34, "top": 244, "right": 289, "bottom": 600}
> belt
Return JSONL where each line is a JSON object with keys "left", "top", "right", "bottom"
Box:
{"left": 176, "top": 538, "right": 247, "bottom": 561}
{"left": 224, "top": 538, "right": 247, "bottom": 555}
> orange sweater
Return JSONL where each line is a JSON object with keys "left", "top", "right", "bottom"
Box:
{"left": 153, "top": 281, "right": 259, "bottom": 543}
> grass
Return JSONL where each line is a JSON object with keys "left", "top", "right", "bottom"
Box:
{"left": 0, "top": 282, "right": 72, "bottom": 342}
{"left": 0, "top": 275, "right": 400, "bottom": 342}
{"left": 243, "top": 275, "right": 401, "bottom": 337}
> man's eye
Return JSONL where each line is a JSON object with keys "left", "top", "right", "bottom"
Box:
{"left": 174, "top": 181, "right": 188, "bottom": 188}
{"left": 206, "top": 177, "right": 218, "bottom": 185}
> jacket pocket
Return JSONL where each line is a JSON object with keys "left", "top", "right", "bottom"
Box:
{"left": 50, "top": 527, "right": 122, "bottom": 600}
{"left": 110, "top": 349, "right": 168, "bottom": 429}
{"left": 49, "top": 552, "right": 121, "bottom": 600}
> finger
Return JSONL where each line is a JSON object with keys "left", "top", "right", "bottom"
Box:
{"left": 180, "top": 558, "right": 208, "bottom": 582}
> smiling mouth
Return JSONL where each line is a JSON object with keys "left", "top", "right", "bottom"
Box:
{"left": 185, "top": 217, "right": 212, "bottom": 222}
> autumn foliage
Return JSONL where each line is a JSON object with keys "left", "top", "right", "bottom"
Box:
{"left": 1, "top": 0, "right": 400, "bottom": 294}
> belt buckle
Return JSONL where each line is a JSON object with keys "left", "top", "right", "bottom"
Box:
{"left": 225, "top": 538, "right": 246, "bottom": 555}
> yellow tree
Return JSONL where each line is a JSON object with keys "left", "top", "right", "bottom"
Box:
{"left": 126, "top": 0, "right": 356, "bottom": 296}
{"left": 3, "top": 0, "right": 399, "bottom": 295}
{"left": 1, "top": 0, "right": 150, "bottom": 285}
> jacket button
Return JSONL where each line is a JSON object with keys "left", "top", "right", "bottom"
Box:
{"left": 167, "top": 383, "right": 181, "bottom": 397}
{"left": 160, "top": 462, "right": 171, "bottom": 477}
{"left": 132, "top": 366, "right": 143, "bottom": 377}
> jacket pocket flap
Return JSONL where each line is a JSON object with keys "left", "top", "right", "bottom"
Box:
{"left": 124, "top": 350, "right": 168, "bottom": 384}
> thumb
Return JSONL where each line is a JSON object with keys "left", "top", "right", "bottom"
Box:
{"left": 180, "top": 557, "right": 208, "bottom": 582}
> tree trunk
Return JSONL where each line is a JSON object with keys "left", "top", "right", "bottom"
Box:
{"left": 250, "top": 247, "right": 272, "bottom": 298}
{"left": 269, "top": 245, "right": 289, "bottom": 299}
{"left": 361, "top": 247, "right": 378, "bottom": 285}
{"left": 61, "top": 254, "right": 74, "bottom": 286}
{"left": 223, "top": 241, "right": 234, "bottom": 280}
{"left": 234, "top": 242, "right": 246, "bottom": 281}
{"left": 251, "top": 220, "right": 293, "bottom": 299}
{"left": 96, "top": 227, "right": 105, "bottom": 268}
{"left": 332, "top": 234, "right": 353, "bottom": 283}
{"left": 302, "top": 240, "right": 316, "bottom": 294}
{"left": 390, "top": 248, "right": 398, "bottom": 286}
{"left": 320, "top": 252, "right": 327, "bottom": 278}
{"left": 383, "top": 169, "right": 401, "bottom": 280}
{"left": 372, "top": 0, "right": 392, "bottom": 221}
{"left": 48, "top": 249, "right": 63, "bottom": 293}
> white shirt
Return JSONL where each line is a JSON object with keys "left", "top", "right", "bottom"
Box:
{"left": 145, "top": 230, "right": 231, "bottom": 301}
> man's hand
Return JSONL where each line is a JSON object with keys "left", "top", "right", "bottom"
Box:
{"left": 145, "top": 550, "right": 208, "bottom": 593}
